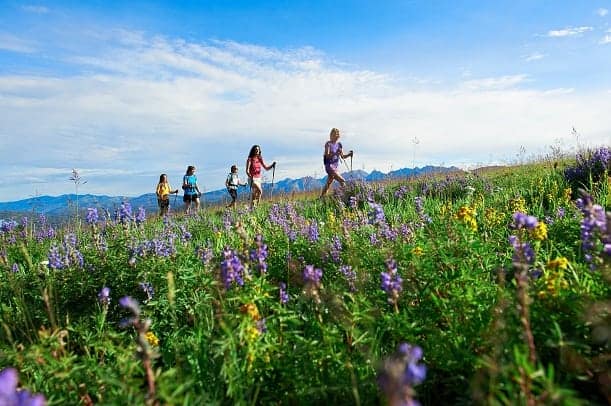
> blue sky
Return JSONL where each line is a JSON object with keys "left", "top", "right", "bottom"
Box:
{"left": 1, "top": 1, "right": 610, "bottom": 201}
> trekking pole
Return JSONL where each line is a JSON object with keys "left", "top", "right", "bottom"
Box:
{"left": 270, "top": 163, "right": 276, "bottom": 198}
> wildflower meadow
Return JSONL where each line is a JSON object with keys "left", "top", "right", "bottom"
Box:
{"left": 0, "top": 148, "right": 609, "bottom": 405}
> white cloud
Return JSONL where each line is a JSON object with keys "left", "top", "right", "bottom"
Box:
{"left": 21, "top": 5, "right": 49, "bottom": 14}
{"left": 0, "top": 33, "right": 36, "bottom": 53}
{"left": 597, "top": 8, "right": 608, "bottom": 17}
{"left": 600, "top": 34, "right": 611, "bottom": 44}
{"left": 460, "top": 74, "right": 529, "bottom": 90}
{"left": 0, "top": 33, "right": 610, "bottom": 200}
{"left": 547, "top": 26, "right": 593, "bottom": 37}
{"left": 524, "top": 52, "right": 545, "bottom": 62}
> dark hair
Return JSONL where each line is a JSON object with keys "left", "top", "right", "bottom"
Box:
{"left": 248, "top": 145, "right": 261, "bottom": 158}
{"left": 158, "top": 173, "right": 166, "bottom": 183}
{"left": 231, "top": 165, "right": 237, "bottom": 172}
{"left": 186, "top": 165, "right": 195, "bottom": 175}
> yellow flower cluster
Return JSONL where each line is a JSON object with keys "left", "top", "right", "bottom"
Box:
{"left": 563, "top": 188, "right": 572, "bottom": 203}
{"left": 509, "top": 197, "right": 527, "bottom": 214}
{"left": 538, "top": 257, "right": 570, "bottom": 298}
{"left": 439, "top": 202, "right": 452, "bottom": 218}
{"left": 412, "top": 246, "right": 424, "bottom": 256}
{"left": 145, "top": 331, "right": 159, "bottom": 347}
{"left": 245, "top": 325, "right": 260, "bottom": 341}
{"left": 455, "top": 206, "right": 478, "bottom": 232}
{"left": 484, "top": 207, "right": 504, "bottom": 228}
{"left": 240, "top": 303, "right": 261, "bottom": 321}
{"left": 546, "top": 256, "right": 569, "bottom": 270}
{"left": 530, "top": 222, "right": 548, "bottom": 241}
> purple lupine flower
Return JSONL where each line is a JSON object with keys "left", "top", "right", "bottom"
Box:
{"left": 0, "top": 367, "right": 46, "bottom": 406}
{"left": 135, "top": 207, "right": 146, "bottom": 225}
{"left": 556, "top": 207, "right": 565, "bottom": 218}
{"left": 47, "top": 245, "right": 64, "bottom": 270}
{"left": 279, "top": 282, "right": 289, "bottom": 304}
{"left": 414, "top": 196, "right": 432, "bottom": 225}
{"left": 512, "top": 212, "right": 538, "bottom": 230}
{"left": 249, "top": 235, "right": 269, "bottom": 274}
{"left": 179, "top": 225, "right": 192, "bottom": 242}
{"left": 117, "top": 201, "right": 133, "bottom": 224}
{"left": 340, "top": 265, "right": 357, "bottom": 292}
{"left": 576, "top": 192, "right": 610, "bottom": 268}
{"left": 86, "top": 207, "right": 99, "bottom": 225}
{"left": 329, "top": 236, "right": 342, "bottom": 263}
{"left": 11, "top": 263, "right": 19, "bottom": 273}
{"left": 381, "top": 259, "right": 403, "bottom": 307}
{"left": 0, "top": 219, "right": 18, "bottom": 233}
{"left": 119, "top": 296, "right": 140, "bottom": 316}
{"left": 196, "top": 244, "right": 214, "bottom": 265}
{"left": 509, "top": 235, "right": 535, "bottom": 265}
{"left": 349, "top": 196, "right": 358, "bottom": 209}
{"left": 368, "top": 201, "right": 386, "bottom": 225}
{"left": 98, "top": 286, "right": 111, "bottom": 306}
{"left": 303, "top": 265, "right": 323, "bottom": 286}
{"left": 220, "top": 247, "right": 245, "bottom": 289}
{"left": 377, "top": 342, "right": 427, "bottom": 406}
{"left": 139, "top": 282, "right": 154, "bottom": 302}
{"left": 307, "top": 222, "right": 319, "bottom": 243}
{"left": 370, "top": 233, "right": 379, "bottom": 246}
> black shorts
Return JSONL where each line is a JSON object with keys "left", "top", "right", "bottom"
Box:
{"left": 183, "top": 194, "right": 199, "bottom": 203}
{"left": 157, "top": 198, "right": 169, "bottom": 209}
{"left": 228, "top": 189, "right": 237, "bottom": 200}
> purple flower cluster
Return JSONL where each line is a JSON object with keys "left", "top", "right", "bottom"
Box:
{"left": 0, "top": 219, "right": 18, "bottom": 233}
{"left": 35, "top": 214, "right": 55, "bottom": 242}
{"left": 86, "top": 207, "right": 99, "bottom": 225}
{"left": 98, "top": 286, "right": 111, "bottom": 307}
{"left": 131, "top": 237, "right": 176, "bottom": 262}
{"left": 139, "top": 282, "right": 154, "bottom": 302}
{"left": 509, "top": 235, "right": 535, "bottom": 265}
{"left": 340, "top": 265, "right": 357, "bottom": 292}
{"left": 47, "top": 234, "right": 84, "bottom": 270}
{"left": 368, "top": 201, "right": 386, "bottom": 225}
{"left": 196, "top": 244, "right": 214, "bottom": 266}
{"left": 377, "top": 343, "right": 427, "bottom": 406}
{"left": 381, "top": 259, "right": 403, "bottom": 306}
{"left": 511, "top": 212, "right": 538, "bottom": 230}
{"left": 269, "top": 202, "right": 305, "bottom": 242}
{"left": 564, "top": 146, "right": 610, "bottom": 189}
{"left": 116, "top": 201, "right": 133, "bottom": 224}
{"left": 220, "top": 247, "right": 245, "bottom": 289}
{"left": 135, "top": 207, "right": 146, "bottom": 225}
{"left": 0, "top": 367, "right": 46, "bottom": 406}
{"left": 249, "top": 235, "right": 269, "bottom": 274}
{"left": 576, "top": 193, "right": 610, "bottom": 268}
{"left": 279, "top": 282, "right": 289, "bottom": 304}
{"left": 414, "top": 197, "right": 432, "bottom": 226}
{"left": 328, "top": 236, "right": 342, "bottom": 263}
{"left": 303, "top": 265, "right": 323, "bottom": 286}
{"left": 307, "top": 221, "right": 319, "bottom": 243}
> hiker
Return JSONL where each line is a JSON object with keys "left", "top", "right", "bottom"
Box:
{"left": 182, "top": 165, "right": 201, "bottom": 214}
{"left": 321, "top": 127, "right": 353, "bottom": 197}
{"left": 225, "top": 164, "right": 247, "bottom": 209}
{"left": 246, "top": 145, "right": 276, "bottom": 207}
{"left": 155, "top": 174, "right": 178, "bottom": 217}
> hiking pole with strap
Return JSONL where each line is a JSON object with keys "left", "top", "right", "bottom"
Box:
{"left": 270, "top": 163, "right": 276, "bottom": 198}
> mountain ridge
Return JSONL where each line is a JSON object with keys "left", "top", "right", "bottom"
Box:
{"left": 0, "top": 165, "right": 460, "bottom": 221}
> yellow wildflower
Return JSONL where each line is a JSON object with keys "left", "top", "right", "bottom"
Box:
{"left": 530, "top": 222, "right": 548, "bottom": 241}
{"left": 145, "top": 331, "right": 159, "bottom": 347}
{"left": 484, "top": 208, "right": 503, "bottom": 228}
{"left": 240, "top": 303, "right": 261, "bottom": 321}
{"left": 455, "top": 206, "right": 477, "bottom": 232}
{"left": 563, "top": 188, "right": 572, "bottom": 203}
{"left": 510, "top": 197, "right": 526, "bottom": 214}
{"left": 412, "top": 247, "right": 424, "bottom": 256}
{"left": 245, "top": 325, "right": 260, "bottom": 342}
{"left": 546, "top": 257, "right": 569, "bottom": 271}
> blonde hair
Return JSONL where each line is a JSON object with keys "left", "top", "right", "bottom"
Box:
{"left": 330, "top": 128, "right": 340, "bottom": 137}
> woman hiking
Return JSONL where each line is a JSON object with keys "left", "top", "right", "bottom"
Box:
{"left": 246, "top": 145, "right": 276, "bottom": 208}
{"left": 182, "top": 165, "right": 202, "bottom": 214}
{"left": 155, "top": 174, "right": 178, "bottom": 217}
{"left": 320, "top": 128, "right": 353, "bottom": 197}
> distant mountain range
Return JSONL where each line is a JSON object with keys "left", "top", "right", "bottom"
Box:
{"left": 0, "top": 165, "right": 458, "bottom": 223}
